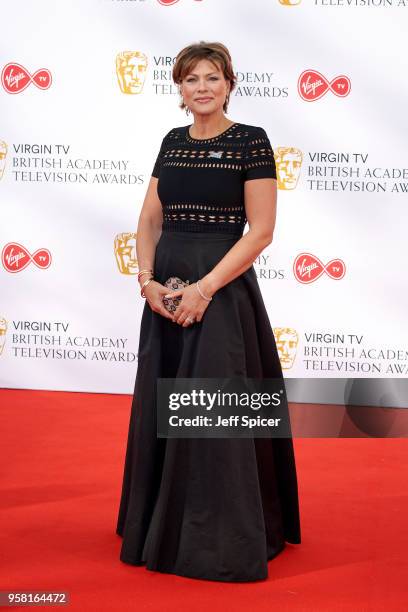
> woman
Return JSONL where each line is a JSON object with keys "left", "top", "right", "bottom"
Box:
{"left": 116, "top": 41, "right": 301, "bottom": 582}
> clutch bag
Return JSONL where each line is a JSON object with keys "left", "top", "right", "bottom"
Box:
{"left": 162, "top": 276, "right": 190, "bottom": 313}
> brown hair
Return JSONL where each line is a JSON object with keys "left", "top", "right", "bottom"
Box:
{"left": 172, "top": 41, "right": 237, "bottom": 114}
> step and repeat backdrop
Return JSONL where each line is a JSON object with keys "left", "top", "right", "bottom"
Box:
{"left": 1, "top": 0, "right": 407, "bottom": 395}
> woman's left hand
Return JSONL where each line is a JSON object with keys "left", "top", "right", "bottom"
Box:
{"left": 165, "top": 283, "right": 212, "bottom": 327}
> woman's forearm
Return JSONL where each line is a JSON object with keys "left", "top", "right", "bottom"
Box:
{"left": 200, "top": 229, "right": 272, "bottom": 297}
{"left": 136, "top": 216, "right": 162, "bottom": 285}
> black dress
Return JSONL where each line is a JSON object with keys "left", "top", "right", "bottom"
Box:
{"left": 116, "top": 122, "right": 301, "bottom": 582}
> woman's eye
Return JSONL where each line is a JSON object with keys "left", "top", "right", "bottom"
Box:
{"left": 186, "top": 77, "right": 219, "bottom": 82}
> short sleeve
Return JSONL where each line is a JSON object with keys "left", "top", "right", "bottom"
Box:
{"left": 243, "top": 126, "right": 277, "bottom": 181}
{"left": 151, "top": 130, "right": 171, "bottom": 178}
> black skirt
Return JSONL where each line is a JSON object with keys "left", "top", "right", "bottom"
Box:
{"left": 116, "top": 229, "right": 301, "bottom": 582}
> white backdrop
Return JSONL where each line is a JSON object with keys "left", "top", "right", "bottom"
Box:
{"left": 1, "top": 0, "right": 407, "bottom": 394}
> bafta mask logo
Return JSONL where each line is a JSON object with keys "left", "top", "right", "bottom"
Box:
{"left": 275, "top": 147, "right": 302, "bottom": 190}
{"left": 0, "top": 140, "right": 7, "bottom": 180}
{"left": 1, "top": 62, "right": 52, "bottom": 94}
{"left": 278, "top": 0, "right": 301, "bottom": 5}
{"left": 114, "top": 232, "right": 138, "bottom": 275}
{"left": 116, "top": 52, "right": 147, "bottom": 94}
{"left": 298, "top": 69, "right": 351, "bottom": 102}
{"left": 0, "top": 317, "right": 7, "bottom": 356}
{"left": 274, "top": 327, "right": 299, "bottom": 370}
{"left": 293, "top": 253, "right": 346, "bottom": 284}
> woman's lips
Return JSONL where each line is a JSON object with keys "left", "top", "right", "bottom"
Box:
{"left": 195, "top": 98, "right": 212, "bottom": 102}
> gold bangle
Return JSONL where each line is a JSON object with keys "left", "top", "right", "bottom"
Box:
{"left": 140, "top": 277, "right": 154, "bottom": 298}
{"left": 138, "top": 269, "right": 153, "bottom": 280}
{"left": 139, "top": 273, "right": 153, "bottom": 289}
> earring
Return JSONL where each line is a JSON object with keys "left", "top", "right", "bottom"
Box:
{"left": 179, "top": 89, "right": 190, "bottom": 114}
{"left": 181, "top": 94, "right": 190, "bottom": 115}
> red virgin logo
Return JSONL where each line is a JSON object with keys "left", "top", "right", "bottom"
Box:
{"left": 293, "top": 252, "right": 346, "bottom": 283}
{"left": 1, "top": 242, "right": 52, "bottom": 273}
{"left": 297, "top": 69, "right": 351, "bottom": 101}
{"left": 1, "top": 62, "right": 52, "bottom": 94}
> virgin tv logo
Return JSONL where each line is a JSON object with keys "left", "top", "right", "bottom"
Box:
{"left": 298, "top": 69, "right": 351, "bottom": 101}
{"left": 1, "top": 242, "right": 52, "bottom": 273}
{"left": 293, "top": 252, "right": 346, "bottom": 283}
{"left": 1, "top": 62, "right": 52, "bottom": 94}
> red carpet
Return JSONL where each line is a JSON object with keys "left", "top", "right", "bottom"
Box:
{"left": 0, "top": 389, "right": 406, "bottom": 611}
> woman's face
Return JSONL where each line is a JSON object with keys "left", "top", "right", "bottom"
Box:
{"left": 180, "top": 58, "right": 230, "bottom": 117}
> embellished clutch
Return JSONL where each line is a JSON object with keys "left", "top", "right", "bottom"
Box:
{"left": 162, "top": 276, "right": 190, "bottom": 313}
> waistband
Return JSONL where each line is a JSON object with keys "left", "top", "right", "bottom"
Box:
{"left": 161, "top": 220, "right": 244, "bottom": 237}
{"left": 160, "top": 228, "right": 244, "bottom": 241}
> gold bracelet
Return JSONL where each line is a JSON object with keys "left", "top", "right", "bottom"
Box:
{"left": 140, "top": 277, "right": 154, "bottom": 298}
{"left": 138, "top": 268, "right": 153, "bottom": 280}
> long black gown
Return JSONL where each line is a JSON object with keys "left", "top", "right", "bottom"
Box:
{"left": 116, "top": 121, "right": 301, "bottom": 582}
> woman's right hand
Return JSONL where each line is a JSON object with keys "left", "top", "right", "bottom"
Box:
{"left": 141, "top": 280, "right": 175, "bottom": 321}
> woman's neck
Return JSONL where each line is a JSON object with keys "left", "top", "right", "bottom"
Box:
{"left": 188, "top": 115, "right": 235, "bottom": 140}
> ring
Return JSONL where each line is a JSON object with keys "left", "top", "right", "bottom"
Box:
{"left": 186, "top": 317, "right": 195, "bottom": 324}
